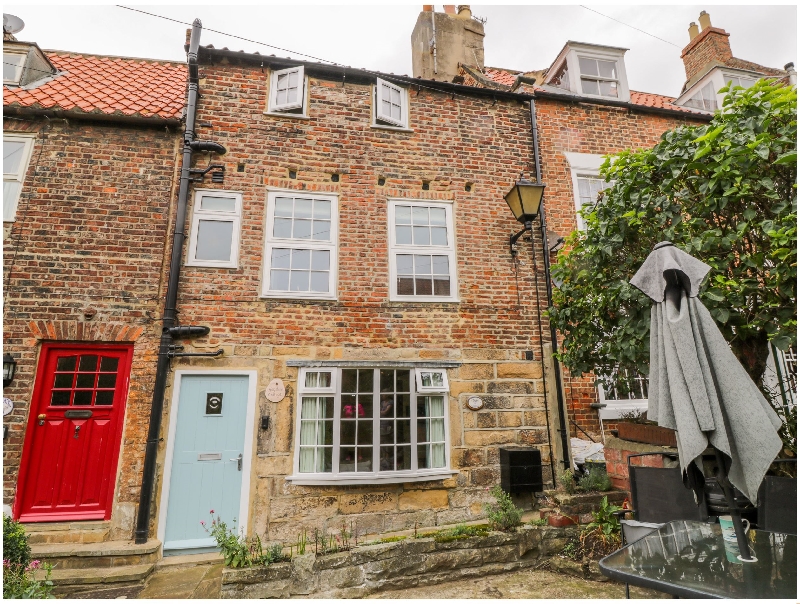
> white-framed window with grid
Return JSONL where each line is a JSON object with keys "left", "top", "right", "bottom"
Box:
{"left": 373, "top": 78, "right": 409, "bottom": 129}
{"left": 3, "top": 133, "right": 35, "bottom": 222}
{"left": 186, "top": 189, "right": 242, "bottom": 268}
{"left": 267, "top": 66, "right": 307, "bottom": 115}
{"left": 3, "top": 51, "right": 26, "bottom": 85}
{"left": 575, "top": 176, "right": 612, "bottom": 228}
{"left": 262, "top": 189, "right": 338, "bottom": 300}
{"left": 685, "top": 81, "right": 718, "bottom": 112}
{"left": 388, "top": 199, "right": 457, "bottom": 302}
{"left": 564, "top": 152, "right": 612, "bottom": 230}
{"left": 290, "top": 367, "right": 452, "bottom": 484}
{"left": 578, "top": 56, "right": 620, "bottom": 98}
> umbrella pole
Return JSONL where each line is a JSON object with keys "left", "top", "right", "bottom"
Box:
{"left": 713, "top": 448, "right": 752, "bottom": 561}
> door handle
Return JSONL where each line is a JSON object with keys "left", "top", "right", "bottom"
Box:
{"left": 229, "top": 453, "right": 242, "bottom": 471}
{"left": 74, "top": 425, "right": 81, "bottom": 439}
{"left": 38, "top": 414, "right": 46, "bottom": 426}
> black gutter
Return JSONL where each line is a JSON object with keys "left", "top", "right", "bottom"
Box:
{"left": 133, "top": 18, "right": 203, "bottom": 545}
{"left": 198, "top": 47, "right": 712, "bottom": 121}
{"left": 530, "top": 99, "right": 572, "bottom": 471}
{"left": 2, "top": 106, "right": 183, "bottom": 127}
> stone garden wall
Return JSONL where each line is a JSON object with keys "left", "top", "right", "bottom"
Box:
{"left": 221, "top": 525, "right": 578, "bottom": 598}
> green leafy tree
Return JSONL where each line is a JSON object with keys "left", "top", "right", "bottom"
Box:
{"left": 550, "top": 79, "right": 796, "bottom": 447}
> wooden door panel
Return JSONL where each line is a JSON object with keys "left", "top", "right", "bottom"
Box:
{"left": 15, "top": 344, "right": 132, "bottom": 522}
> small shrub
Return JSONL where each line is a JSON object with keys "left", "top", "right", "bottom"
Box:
{"left": 558, "top": 469, "right": 576, "bottom": 494}
{"left": 577, "top": 467, "right": 612, "bottom": 492}
{"left": 560, "top": 538, "right": 580, "bottom": 560}
{"left": 483, "top": 486, "right": 523, "bottom": 532}
{"left": 578, "top": 495, "right": 622, "bottom": 558}
{"left": 434, "top": 523, "right": 490, "bottom": 542}
{"left": 3, "top": 515, "right": 31, "bottom": 568}
{"left": 3, "top": 516, "right": 54, "bottom": 599}
{"left": 528, "top": 517, "right": 547, "bottom": 527}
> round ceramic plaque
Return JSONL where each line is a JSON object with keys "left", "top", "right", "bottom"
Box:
{"left": 265, "top": 378, "right": 286, "bottom": 403}
{"left": 3, "top": 398, "right": 13, "bottom": 417}
{"left": 466, "top": 396, "right": 484, "bottom": 411}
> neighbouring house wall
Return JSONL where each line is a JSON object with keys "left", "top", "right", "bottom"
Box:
{"left": 154, "top": 60, "right": 559, "bottom": 541}
{"left": 532, "top": 98, "right": 706, "bottom": 438}
{"left": 2, "top": 118, "right": 179, "bottom": 539}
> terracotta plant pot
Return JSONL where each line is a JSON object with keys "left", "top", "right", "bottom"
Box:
{"left": 616, "top": 422, "right": 677, "bottom": 447}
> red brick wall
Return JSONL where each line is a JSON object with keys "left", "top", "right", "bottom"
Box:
{"left": 680, "top": 27, "right": 733, "bottom": 82}
{"left": 533, "top": 98, "right": 706, "bottom": 438}
{"left": 2, "top": 118, "right": 178, "bottom": 537}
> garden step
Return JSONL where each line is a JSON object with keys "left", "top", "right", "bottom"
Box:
{"left": 49, "top": 563, "right": 154, "bottom": 597}
{"left": 23, "top": 521, "right": 110, "bottom": 545}
{"left": 30, "top": 539, "right": 160, "bottom": 571}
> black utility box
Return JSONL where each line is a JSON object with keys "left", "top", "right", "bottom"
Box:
{"left": 499, "top": 447, "right": 543, "bottom": 494}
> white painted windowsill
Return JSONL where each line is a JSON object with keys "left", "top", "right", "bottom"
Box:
{"left": 285, "top": 470, "right": 457, "bottom": 486}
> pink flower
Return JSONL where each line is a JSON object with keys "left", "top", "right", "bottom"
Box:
{"left": 209, "top": 509, "right": 215, "bottom": 514}
{"left": 200, "top": 520, "right": 206, "bottom": 526}
{"left": 26, "top": 560, "right": 41, "bottom": 571}
{"left": 2, "top": 559, "right": 10, "bottom": 568}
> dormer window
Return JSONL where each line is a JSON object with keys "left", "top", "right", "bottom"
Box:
{"left": 3, "top": 51, "right": 26, "bottom": 85}
{"left": 578, "top": 57, "right": 618, "bottom": 98}
{"left": 543, "top": 42, "right": 630, "bottom": 103}
{"left": 724, "top": 74, "right": 756, "bottom": 90}
{"left": 684, "top": 81, "right": 717, "bottom": 112}
{"left": 267, "top": 66, "right": 308, "bottom": 117}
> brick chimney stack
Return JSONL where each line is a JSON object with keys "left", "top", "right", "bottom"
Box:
{"left": 680, "top": 11, "right": 733, "bottom": 82}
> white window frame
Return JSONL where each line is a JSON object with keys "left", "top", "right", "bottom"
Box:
{"left": 287, "top": 366, "right": 455, "bottom": 485}
{"left": 545, "top": 44, "right": 630, "bottom": 103}
{"left": 3, "top": 51, "right": 26, "bottom": 85}
{"left": 262, "top": 188, "right": 338, "bottom": 300}
{"left": 3, "top": 133, "right": 35, "bottom": 223}
{"left": 415, "top": 368, "right": 449, "bottom": 393}
{"left": 267, "top": 66, "right": 308, "bottom": 116}
{"left": 373, "top": 78, "right": 410, "bottom": 130}
{"left": 388, "top": 199, "right": 458, "bottom": 302}
{"left": 186, "top": 189, "right": 242, "bottom": 268}
{"left": 564, "top": 152, "right": 612, "bottom": 231}
{"left": 676, "top": 67, "right": 765, "bottom": 113}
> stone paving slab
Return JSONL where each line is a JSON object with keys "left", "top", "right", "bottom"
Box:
{"left": 366, "top": 566, "right": 671, "bottom": 599}
{"left": 137, "top": 562, "right": 222, "bottom": 599}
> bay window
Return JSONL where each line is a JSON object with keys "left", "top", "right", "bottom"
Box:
{"left": 290, "top": 366, "right": 453, "bottom": 484}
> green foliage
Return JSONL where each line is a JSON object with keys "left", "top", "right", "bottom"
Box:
{"left": 577, "top": 467, "right": 613, "bottom": 493}
{"left": 3, "top": 516, "right": 54, "bottom": 599}
{"left": 483, "top": 486, "right": 523, "bottom": 531}
{"left": 203, "top": 514, "right": 252, "bottom": 568}
{"left": 433, "top": 523, "right": 490, "bottom": 542}
{"left": 528, "top": 517, "right": 548, "bottom": 527}
{"left": 3, "top": 515, "right": 31, "bottom": 568}
{"left": 550, "top": 79, "right": 797, "bottom": 449}
{"left": 558, "top": 469, "right": 577, "bottom": 494}
{"left": 373, "top": 535, "right": 407, "bottom": 544}
{"left": 585, "top": 496, "right": 622, "bottom": 538}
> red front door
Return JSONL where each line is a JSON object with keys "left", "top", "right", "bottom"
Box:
{"left": 14, "top": 343, "right": 132, "bottom": 522}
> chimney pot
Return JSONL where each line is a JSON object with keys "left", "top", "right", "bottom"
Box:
{"left": 457, "top": 5, "right": 472, "bottom": 19}
{"left": 422, "top": 5, "right": 433, "bottom": 11}
{"left": 688, "top": 22, "right": 700, "bottom": 41}
{"left": 444, "top": 5, "right": 456, "bottom": 15}
{"left": 698, "top": 11, "right": 711, "bottom": 31}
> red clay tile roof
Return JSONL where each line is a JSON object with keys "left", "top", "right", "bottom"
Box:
{"left": 483, "top": 67, "right": 519, "bottom": 87}
{"left": 4, "top": 52, "right": 186, "bottom": 120}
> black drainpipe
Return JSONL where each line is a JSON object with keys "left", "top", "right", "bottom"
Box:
{"left": 529, "top": 98, "right": 571, "bottom": 471}
{"left": 134, "top": 18, "right": 224, "bottom": 544}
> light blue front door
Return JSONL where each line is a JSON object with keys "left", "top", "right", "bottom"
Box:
{"left": 164, "top": 375, "right": 249, "bottom": 554}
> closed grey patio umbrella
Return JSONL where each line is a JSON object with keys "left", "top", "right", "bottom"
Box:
{"left": 630, "top": 241, "right": 783, "bottom": 559}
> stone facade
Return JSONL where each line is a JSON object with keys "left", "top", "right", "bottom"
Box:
{"left": 2, "top": 117, "right": 180, "bottom": 539}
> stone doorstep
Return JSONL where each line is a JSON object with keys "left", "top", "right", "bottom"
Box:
{"left": 31, "top": 539, "right": 161, "bottom": 570}
{"left": 23, "top": 521, "right": 111, "bottom": 545}
{"left": 155, "top": 551, "right": 223, "bottom": 569}
{"left": 49, "top": 563, "right": 155, "bottom": 586}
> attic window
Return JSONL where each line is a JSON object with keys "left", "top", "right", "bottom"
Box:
{"left": 724, "top": 74, "right": 756, "bottom": 90}
{"left": 268, "top": 66, "right": 307, "bottom": 115}
{"left": 578, "top": 57, "right": 618, "bottom": 98}
{"left": 373, "top": 78, "right": 409, "bottom": 129}
{"left": 3, "top": 52, "right": 26, "bottom": 85}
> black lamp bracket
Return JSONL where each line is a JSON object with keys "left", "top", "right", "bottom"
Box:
{"left": 189, "top": 164, "right": 225, "bottom": 183}
{"left": 510, "top": 220, "right": 534, "bottom": 256}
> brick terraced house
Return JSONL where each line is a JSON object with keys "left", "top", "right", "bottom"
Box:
{"left": 1, "top": 6, "right": 793, "bottom": 588}
{"left": 3, "top": 26, "right": 185, "bottom": 591}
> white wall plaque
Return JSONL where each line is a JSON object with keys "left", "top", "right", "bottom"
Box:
{"left": 467, "top": 396, "right": 484, "bottom": 411}
{"left": 3, "top": 398, "right": 13, "bottom": 416}
{"left": 265, "top": 378, "right": 286, "bottom": 403}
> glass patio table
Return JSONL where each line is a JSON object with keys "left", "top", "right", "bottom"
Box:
{"left": 599, "top": 520, "right": 796, "bottom": 599}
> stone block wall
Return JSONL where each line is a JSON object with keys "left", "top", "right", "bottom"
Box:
{"left": 2, "top": 117, "right": 179, "bottom": 538}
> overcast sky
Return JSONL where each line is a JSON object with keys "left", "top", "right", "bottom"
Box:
{"left": 5, "top": 4, "right": 797, "bottom": 97}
